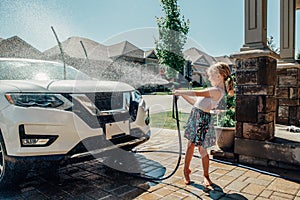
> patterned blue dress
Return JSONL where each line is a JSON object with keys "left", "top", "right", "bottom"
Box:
{"left": 184, "top": 107, "right": 216, "bottom": 149}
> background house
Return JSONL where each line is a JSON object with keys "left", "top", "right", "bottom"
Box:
{"left": 183, "top": 47, "right": 217, "bottom": 86}
{"left": 144, "top": 49, "right": 159, "bottom": 74}
{"left": 43, "top": 36, "right": 112, "bottom": 78}
{"left": 41, "top": 37, "right": 165, "bottom": 89}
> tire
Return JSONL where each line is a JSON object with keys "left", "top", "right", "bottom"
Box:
{"left": 0, "top": 133, "right": 28, "bottom": 189}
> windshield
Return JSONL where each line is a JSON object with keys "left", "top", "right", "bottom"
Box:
{"left": 0, "top": 60, "right": 92, "bottom": 80}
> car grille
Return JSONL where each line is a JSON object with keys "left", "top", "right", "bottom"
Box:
{"left": 86, "top": 92, "right": 124, "bottom": 111}
{"left": 64, "top": 92, "right": 133, "bottom": 129}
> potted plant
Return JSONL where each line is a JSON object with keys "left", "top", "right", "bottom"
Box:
{"left": 213, "top": 77, "right": 236, "bottom": 151}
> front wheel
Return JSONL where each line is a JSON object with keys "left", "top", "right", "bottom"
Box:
{"left": 0, "top": 135, "right": 28, "bottom": 189}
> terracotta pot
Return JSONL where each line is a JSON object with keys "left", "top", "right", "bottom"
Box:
{"left": 214, "top": 126, "right": 235, "bottom": 151}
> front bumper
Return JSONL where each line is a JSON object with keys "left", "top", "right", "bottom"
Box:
{"left": 0, "top": 102, "right": 150, "bottom": 157}
{"left": 5, "top": 129, "right": 150, "bottom": 166}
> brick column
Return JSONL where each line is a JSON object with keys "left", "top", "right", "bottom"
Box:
{"left": 276, "top": 0, "right": 299, "bottom": 126}
{"left": 233, "top": 50, "right": 278, "bottom": 141}
{"left": 231, "top": 50, "right": 279, "bottom": 165}
{"left": 276, "top": 63, "right": 300, "bottom": 126}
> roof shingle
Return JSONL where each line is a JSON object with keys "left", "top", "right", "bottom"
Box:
{"left": 0, "top": 36, "right": 43, "bottom": 59}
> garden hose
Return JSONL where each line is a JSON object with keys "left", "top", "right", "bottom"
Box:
{"left": 130, "top": 94, "right": 182, "bottom": 181}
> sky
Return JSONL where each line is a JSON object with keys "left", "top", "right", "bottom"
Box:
{"left": 0, "top": 0, "right": 299, "bottom": 57}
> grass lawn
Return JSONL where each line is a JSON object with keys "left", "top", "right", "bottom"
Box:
{"left": 150, "top": 111, "right": 190, "bottom": 130}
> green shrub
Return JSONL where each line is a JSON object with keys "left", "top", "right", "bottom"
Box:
{"left": 214, "top": 76, "right": 236, "bottom": 128}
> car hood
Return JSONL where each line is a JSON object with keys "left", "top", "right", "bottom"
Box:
{"left": 0, "top": 80, "right": 134, "bottom": 93}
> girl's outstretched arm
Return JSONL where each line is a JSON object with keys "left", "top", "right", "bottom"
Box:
{"left": 181, "top": 94, "right": 195, "bottom": 105}
{"left": 174, "top": 87, "right": 221, "bottom": 100}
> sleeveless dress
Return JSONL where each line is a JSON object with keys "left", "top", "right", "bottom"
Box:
{"left": 184, "top": 87, "right": 224, "bottom": 148}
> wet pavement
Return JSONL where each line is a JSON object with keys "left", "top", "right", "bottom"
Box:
{"left": 1, "top": 127, "right": 300, "bottom": 200}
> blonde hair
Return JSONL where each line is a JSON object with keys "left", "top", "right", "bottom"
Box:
{"left": 208, "top": 62, "right": 234, "bottom": 96}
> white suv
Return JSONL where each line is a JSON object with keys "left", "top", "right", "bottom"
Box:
{"left": 0, "top": 58, "right": 150, "bottom": 187}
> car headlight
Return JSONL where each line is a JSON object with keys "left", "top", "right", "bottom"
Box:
{"left": 5, "top": 93, "right": 73, "bottom": 110}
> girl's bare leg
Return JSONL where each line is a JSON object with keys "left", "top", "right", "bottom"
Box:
{"left": 198, "top": 146, "right": 213, "bottom": 186}
{"left": 183, "top": 141, "right": 195, "bottom": 184}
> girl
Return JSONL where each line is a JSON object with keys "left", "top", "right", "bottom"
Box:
{"left": 173, "top": 62, "right": 234, "bottom": 187}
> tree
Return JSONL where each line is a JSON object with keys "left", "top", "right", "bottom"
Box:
{"left": 155, "top": 0, "right": 189, "bottom": 80}
{"left": 297, "top": 51, "right": 300, "bottom": 60}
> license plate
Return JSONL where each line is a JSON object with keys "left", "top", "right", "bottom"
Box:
{"left": 105, "top": 120, "right": 130, "bottom": 140}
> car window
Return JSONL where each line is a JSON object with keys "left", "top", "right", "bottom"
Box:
{"left": 0, "top": 60, "right": 92, "bottom": 80}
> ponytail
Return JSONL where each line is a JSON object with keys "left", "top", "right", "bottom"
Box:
{"left": 225, "top": 76, "right": 234, "bottom": 97}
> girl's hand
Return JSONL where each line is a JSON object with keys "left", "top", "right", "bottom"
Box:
{"left": 173, "top": 90, "right": 180, "bottom": 96}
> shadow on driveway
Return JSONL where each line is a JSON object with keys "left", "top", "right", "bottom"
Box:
{"left": 0, "top": 153, "right": 161, "bottom": 199}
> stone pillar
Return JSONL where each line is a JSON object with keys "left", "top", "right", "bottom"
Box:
{"left": 229, "top": 0, "right": 280, "bottom": 165}
{"left": 276, "top": 63, "right": 300, "bottom": 126}
{"left": 233, "top": 50, "right": 278, "bottom": 141}
{"left": 233, "top": 0, "right": 278, "bottom": 142}
{"left": 280, "top": 0, "right": 295, "bottom": 62}
{"left": 231, "top": 50, "right": 279, "bottom": 165}
{"left": 276, "top": 0, "right": 299, "bottom": 126}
